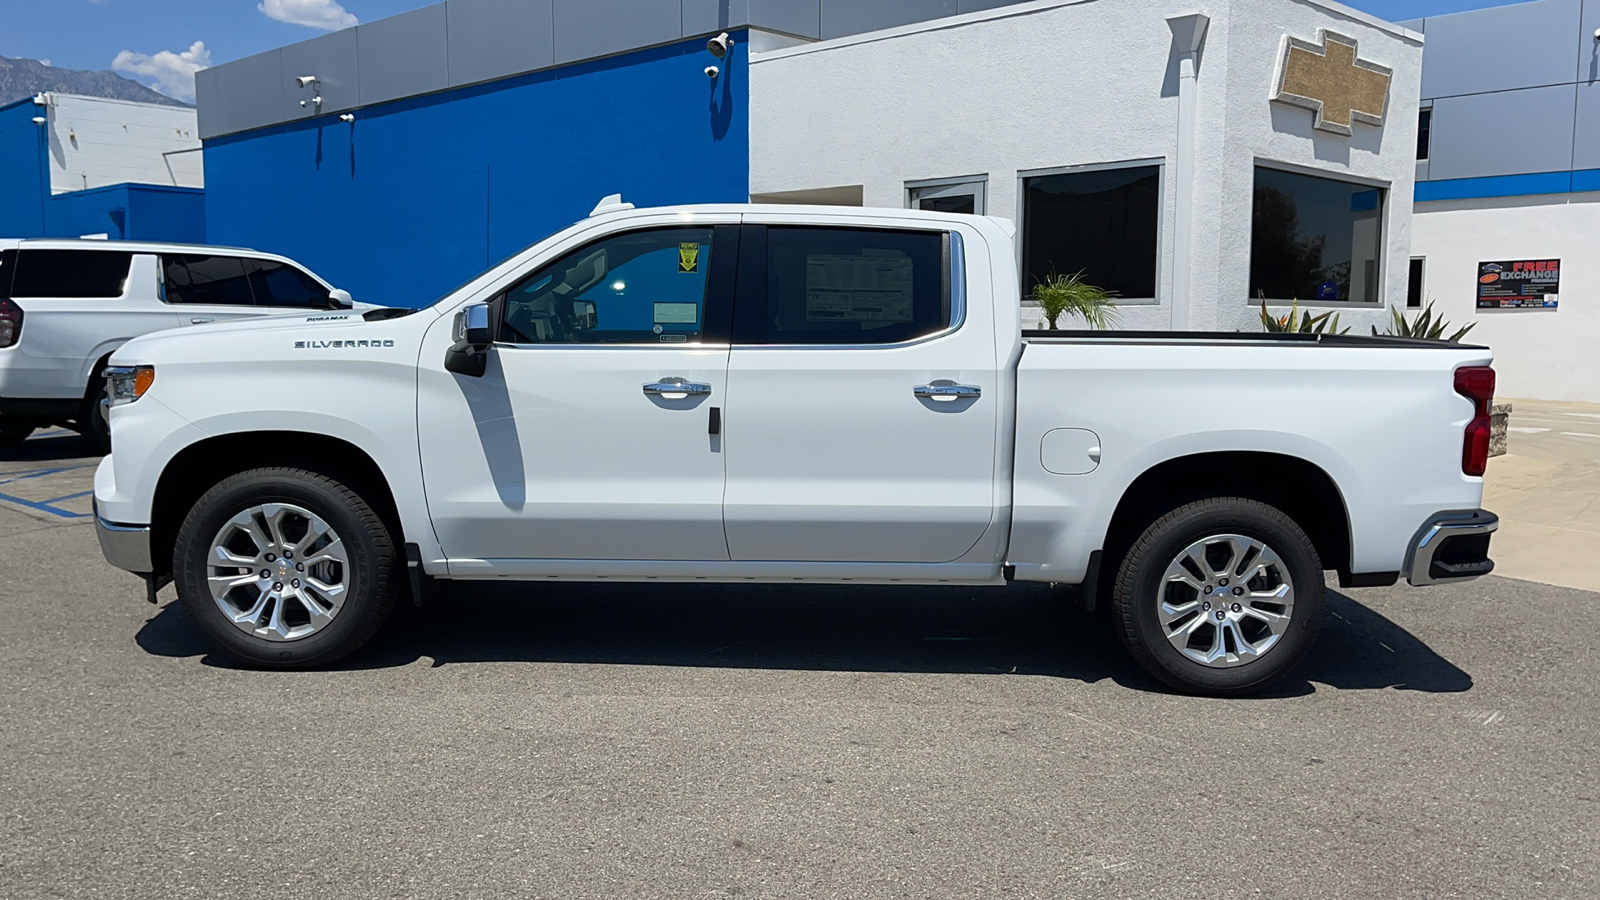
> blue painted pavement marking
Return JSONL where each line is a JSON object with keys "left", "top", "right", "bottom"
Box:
{"left": 0, "top": 465, "right": 98, "bottom": 518}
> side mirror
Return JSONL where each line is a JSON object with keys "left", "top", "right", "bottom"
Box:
{"left": 572, "top": 299, "right": 597, "bottom": 331}
{"left": 326, "top": 288, "right": 355, "bottom": 310}
{"left": 445, "top": 303, "right": 493, "bottom": 378}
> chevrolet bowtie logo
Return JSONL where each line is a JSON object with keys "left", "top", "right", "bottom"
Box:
{"left": 1273, "top": 30, "right": 1392, "bottom": 136}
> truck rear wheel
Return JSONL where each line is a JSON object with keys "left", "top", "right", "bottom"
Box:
{"left": 1111, "top": 498, "right": 1324, "bottom": 696}
{"left": 173, "top": 467, "right": 399, "bottom": 669}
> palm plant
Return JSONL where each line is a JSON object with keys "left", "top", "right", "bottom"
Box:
{"left": 1257, "top": 297, "right": 1350, "bottom": 334}
{"left": 1375, "top": 300, "right": 1475, "bottom": 342}
{"left": 1032, "top": 270, "right": 1120, "bottom": 330}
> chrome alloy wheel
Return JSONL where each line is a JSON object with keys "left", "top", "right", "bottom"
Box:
{"left": 1157, "top": 533, "right": 1295, "bottom": 668}
{"left": 206, "top": 503, "right": 349, "bottom": 642}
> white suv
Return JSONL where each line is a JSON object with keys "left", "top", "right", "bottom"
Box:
{"left": 0, "top": 239, "right": 361, "bottom": 450}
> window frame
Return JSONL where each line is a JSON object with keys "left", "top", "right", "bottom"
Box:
{"left": 1248, "top": 159, "right": 1391, "bottom": 308}
{"left": 1416, "top": 106, "right": 1432, "bottom": 162}
{"left": 1015, "top": 158, "right": 1166, "bottom": 306}
{"left": 731, "top": 224, "right": 963, "bottom": 349}
{"left": 906, "top": 175, "right": 988, "bottom": 216}
{"left": 159, "top": 253, "right": 258, "bottom": 307}
{"left": 1407, "top": 257, "right": 1426, "bottom": 309}
{"left": 490, "top": 224, "right": 739, "bottom": 348}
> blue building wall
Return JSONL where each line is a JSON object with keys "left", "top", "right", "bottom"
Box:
{"left": 202, "top": 35, "right": 750, "bottom": 308}
{"left": 0, "top": 99, "right": 207, "bottom": 242}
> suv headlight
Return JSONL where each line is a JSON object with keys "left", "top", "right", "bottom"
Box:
{"left": 103, "top": 365, "right": 155, "bottom": 406}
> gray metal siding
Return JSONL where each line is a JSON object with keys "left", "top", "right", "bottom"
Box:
{"left": 358, "top": 4, "right": 450, "bottom": 106}
{"left": 1419, "top": 0, "right": 1582, "bottom": 100}
{"left": 553, "top": 0, "right": 684, "bottom": 65}
{"left": 281, "top": 28, "right": 360, "bottom": 120}
{"left": 1570, "top": 80, "right": 1600, "bottom": 170}
{"left": 448, "top": 0, "right": 556, "bottom": 88}
{"left": 208, "top": 49, "right": 285, "bottom": 138}
{"left": 1427, "top": 84, "right": 1578, "bottom": 180}
{"left": 819, "top": 0, "right": 959, "bottom": 40}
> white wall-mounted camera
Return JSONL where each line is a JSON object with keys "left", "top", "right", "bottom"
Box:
{"left": 707, "top": 32, "right": 734, "bottom": 58}
{"left": 294, "top": 75, "right": 319, "bottom": 89}
{"left": 705, "top": 65, "right": 720, "bottom": 79}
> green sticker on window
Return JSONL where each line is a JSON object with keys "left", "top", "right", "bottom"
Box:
{"left": 678, "top": 242, "right": 700, "bottom": 274}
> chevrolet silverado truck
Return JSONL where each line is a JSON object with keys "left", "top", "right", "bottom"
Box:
{"left": 92, "top": 201, "right": 1499, "bottom": 695}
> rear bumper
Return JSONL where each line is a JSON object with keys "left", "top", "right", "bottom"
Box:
{"left": 1406, "top": 509, "right": 1498, "bottom": 586}
{"left": 94, "top": 500, "right": 153, "bottom": 574}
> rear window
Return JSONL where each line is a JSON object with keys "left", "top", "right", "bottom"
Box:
{"left": 11, "top": 250, "right": 134, "bottom": 299}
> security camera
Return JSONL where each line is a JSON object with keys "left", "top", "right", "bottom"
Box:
{"left": 32, "top": 116, "right": 46, "bottom": 125}
{"left": 705, "top": 65, "right": 720, "bottom": 79}
{"left": 339, "top": 113, "right": 355, "bottom": 123}
{"left": 707, "top": 32, "right": 734, "bottom": 58}
{"left": 1594, "top": 27, "right": 1600, "bottom": 40}
{"left": 295, "top": 75, "right": 319, "bottom": 89}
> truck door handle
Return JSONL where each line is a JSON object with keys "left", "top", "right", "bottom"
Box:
{"left": 188, "top": 317, "right": 214, "bottom": 325}
{"left": 914, "top": 383, "right": 981, "bottom": 401}
{"left": 643, "top": 379, "right": 712, "bottom": 399}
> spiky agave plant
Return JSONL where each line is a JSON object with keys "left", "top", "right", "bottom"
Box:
{"left": 1032, "top": 270, "right": 1121, "bottom": 330}
{"left": 1375, "top": 300, "right": 1476, "bottom": 342}
{"left": 1257, "top": 297, "right": 1350, "bottom": 335}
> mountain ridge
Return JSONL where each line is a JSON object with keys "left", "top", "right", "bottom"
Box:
{"left": 0, "top": 55, "right": 189, "bottom": 108}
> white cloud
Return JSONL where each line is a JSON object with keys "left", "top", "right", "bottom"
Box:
{"left": 258, "top": 0, "right": 359, "bottom": 31}
{"left": 112, "top": 40, "right": 212, "bottom": 102}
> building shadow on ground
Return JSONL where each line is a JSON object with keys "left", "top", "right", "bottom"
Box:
{"left": 135, "top": 580, "right": 1472, "bottom": 697}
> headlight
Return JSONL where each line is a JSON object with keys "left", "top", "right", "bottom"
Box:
{"left": 103, "top": 365, "right": 155, "bottom": 406}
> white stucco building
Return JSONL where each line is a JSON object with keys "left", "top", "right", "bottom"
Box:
{"left": 749, "top": 0, "right": 1424, "bottom": 334}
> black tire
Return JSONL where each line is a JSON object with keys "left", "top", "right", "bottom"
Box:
{"left": 0, "top": 423, "right": 33, "bottom": 447}
{"left": 173, "top": 467, "right": 399, "bottom": 668}
{"left": 1111, "top": 497, "right": 1324, "bottom": 697}
{"left": 77, "top": 376, "right": 112, "bottom": 455}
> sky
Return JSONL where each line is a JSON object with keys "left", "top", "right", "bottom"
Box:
{"left": 0, "top": 0, "right": 1529, "bottom": 102}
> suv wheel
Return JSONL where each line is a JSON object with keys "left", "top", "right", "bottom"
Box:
{"left": 173, "top": 467, "right": 399, "bottom": 668}
{"left": 1111, "top": 498, "right": 1325, "bottom": 696}
{"left": 0, "top": 423, "right": 33, "bottom": 447}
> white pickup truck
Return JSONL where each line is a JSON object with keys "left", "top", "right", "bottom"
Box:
{"left": 93, "top": 202, "right": 1499, "bottom": 695}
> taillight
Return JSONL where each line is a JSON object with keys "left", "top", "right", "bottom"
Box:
{"left": 0, "top": 297, "right": 21, "bottom": 349}
{"left": 1454, "top": 365, "right": 1496, "bottom": 477}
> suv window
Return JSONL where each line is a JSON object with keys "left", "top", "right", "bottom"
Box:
{"left": 757, "top": 227, "right": 949, "bottom": 345}
{"left": 11, "top": 250, "right": 133, "bottom": 298}
{"left": 163, "top": 255, "right": 255, "bottom": 306}
{"left": 248, "top": 259, "right": 331, "bottom": 308}
{"left": 499, "top": 227, "right": 717, "bottom": 344}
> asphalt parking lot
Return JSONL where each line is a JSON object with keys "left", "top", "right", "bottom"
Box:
{"left": 1, "top": 432, "right": 1596, "bottom": 898}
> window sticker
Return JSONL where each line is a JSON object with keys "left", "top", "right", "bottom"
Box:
{"left": 804, "top": 255, "right": 914, "bottom": 323}
{"left": 654, "top": 302, "right": 699, "bottom": 324}
{"left": 678, "top": 243, "right": 700, "bottom": 274}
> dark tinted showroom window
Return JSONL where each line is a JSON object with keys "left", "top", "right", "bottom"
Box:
{"left": 249, "top": 259, "right": 329, "bottom": 308}
{"left": 500, "top": 227, "right": 715, "bottom": 344}
{"left": 1021, "top": 165, "right": 1159, "bottom": 300}
{"left": 163, "top": 255, "right": 255, "bottom": 306}
{"left": 1250, "top": 167, "right": 1385, "bottom": 304}
{"left": 11, "top": 250, "right": 133, "bottom": 298}
{"left": 762, "top": 227, "right": 948, "bottom": 344}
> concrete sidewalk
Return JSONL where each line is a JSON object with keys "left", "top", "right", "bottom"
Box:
{"left": 1481, "top": 397, "right": 1600, "bottom": 593}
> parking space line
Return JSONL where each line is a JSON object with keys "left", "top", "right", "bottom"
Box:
{"left": 1559, "top": 432, "right": 1600, "bottom": 439}
{"left": 0, "top": 465, "right": 97, "bottom": 487}
{"left": 0, "top": 490, "right": 93, "bottom": 518}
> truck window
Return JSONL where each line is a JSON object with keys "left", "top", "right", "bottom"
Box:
{"left": 499, "top": 227, "right": 716, "bottom": 344}
{"left": 11, "top": 250, "right": 134, "bottom": 298}
{"left": 163, "top": 255, "right": 255, "bottom": 306}
{"left": 759, "top": 228, "right": 949, "bottom": 345}
{"left": 247, "top": 259, "right": 331, "bottom": 308}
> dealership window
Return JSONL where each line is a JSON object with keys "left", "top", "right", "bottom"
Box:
{"left": 1407, "top": 258, "right": 1425, "bottom": 309}
{"left": 1021, "top": 163, "right": 1160, "bottom": 302}
{"left": 1249, "top": 166, "right": 1385, "bottom": 304}
{"left": 908, "top": 178, "right": 986, "bottom": 215}
{"left": 1416, "top": 109, "right": 1431, "bottom": 161}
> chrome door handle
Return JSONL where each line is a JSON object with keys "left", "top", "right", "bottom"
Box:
{"left": 914, "top": 383, "right": 981, "bottom": 401}
{"left": 643, "top": 379, "right": 712, "bottom": 398}
{"left": 188, "top": 317, "right": 214, "bottom": 325}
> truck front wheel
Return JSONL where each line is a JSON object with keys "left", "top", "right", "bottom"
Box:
{"left": 1111, "top": 498, "right": 1324, "bottom": 696}
{"left": 172, "top": 468, "right": 399, "bottom": 668}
